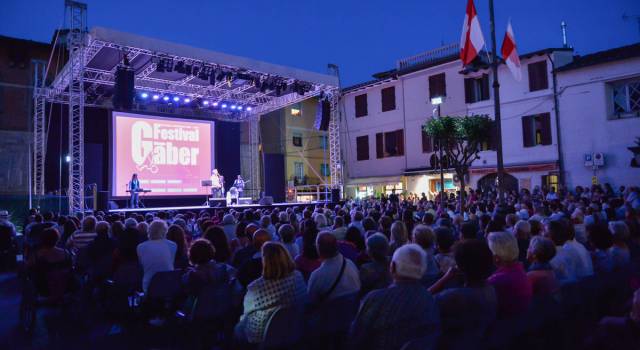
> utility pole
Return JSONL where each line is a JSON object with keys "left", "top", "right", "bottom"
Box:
{"left": 488, "top": 0, "right": 506, "bottom": 207}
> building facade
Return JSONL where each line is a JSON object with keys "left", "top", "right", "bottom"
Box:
{"left": 341, "top": 43, "right": 640, "bottom": 199}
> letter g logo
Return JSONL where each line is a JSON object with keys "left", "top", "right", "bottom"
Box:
{"left": 131, "top": 121, "right": 152, "bottom": 166}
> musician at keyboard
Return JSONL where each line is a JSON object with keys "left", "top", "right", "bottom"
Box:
{"left": 129, "top": 173, "right": 141, "bottom": 208}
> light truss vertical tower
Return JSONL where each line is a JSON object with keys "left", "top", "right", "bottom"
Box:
{"left": 66, "top": 0, "right": 88, "bottom": 214}
{"left": 32, "top": 61, "right": 47, "bottom": 196}
{"left": 249, "top": 117, "right": 261, "bottom": 199}
{"left": 327, "top": 64, "right": 344, "bottom": 189}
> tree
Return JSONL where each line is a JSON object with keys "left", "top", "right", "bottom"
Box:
{"left": 424, "top": 115, "right": 492, "bottom": 210}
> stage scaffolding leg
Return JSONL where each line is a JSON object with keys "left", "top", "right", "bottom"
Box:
{"left": 328, "top": 89, "right": 343, "bottom": 190}
{"left": 249, "top": 117, "right": 261, "bottom": 200}
{"left": 66, "top": 0, "right": 88, "bottom": 214}
{"left": 32, "top": 61, "right": 47, "bottom": 198}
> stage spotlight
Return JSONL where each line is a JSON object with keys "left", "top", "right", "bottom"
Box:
{"left": 185, "top": 65, "right": 193, "bottom": 75}
{"left": 163, "top": 96, "right": 170, "bottom": 101}
{"left": 175, "top": 61, "right": 185, "bottom": 73}
{"left": 212, "top": 102, "right": 219, "bottom": 107}
{"left": 152, "top": 94, "right": 160, "bottom": 100}
{"left": 230, "top": 105, "right": 237, "bottom": 110}
{"left": 173, "top": 96, "right": 180, "bottom": 102}
{"left": 221, "top": 103, "right": 227, "bottom": 108}
{"left": 203, "top": 100, "right": 210, "bottom": 106}
{"left": 141, "top": 92, "right": 149, "bottom": 99}
{"left": 246, "top": 106, "right": 252, "bottom": 111}
{"left": 237, "top": 106, "right": 243, "bottom": 111}
{"left": 184, "top": 98, "right": 191, "bottom": 103}
{"left": 65, "top": 155, "right": 71, "bottom": 163}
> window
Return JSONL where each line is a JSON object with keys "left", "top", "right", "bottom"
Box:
{"left": 542, "top": 173, "right": 558, "bottom": 189}
{"left": 421, "top": 129, "right": 434, "bottom": 153}
{"left": 294, "top": 162, "right": 304, "bottom": 178}
{"left": 319, "top": 135, "right": 328, "bottom": 149}
{"left": 376, "top": 129, "right": 404, "bottom": 158}
{"left": 429, "top": 73, "right": 446, "bottom": 99}
{"left": 355, "top": 93, "right": 368, "bottom": 118}
{"left": 290, "top": 103, "right": 302, "bottom": 117}
{"left": 611, "top": 79, "right": 640, "bottom": 119}
{"left": 292, "top": 131, "right": 302, "bottom": 147}
{"left": 528, "top": 61, "right": 548, "bottom": 91}
{"left": 320, "top": 163, "right": 330, "bottom": 176}
{"left": 464, "top": 74, "right": 490, "bottom": 103}
{"left": 381, "top": 86, "right": 396, "bottom": 112}
{"left": 522, "top": 113, "right": 552, "bottom": 147}
{"left": 356, "top": 135, "right": 369, "bottom": 161}
{"left": 480, "top": 121, "right": 497, "bottom": 151}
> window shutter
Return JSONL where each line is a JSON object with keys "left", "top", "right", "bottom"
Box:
{"left": 481, "top": 74, "right": 490, "bottom": 100}
{"left": 376, "top": 132, "right": 384, "bottom": 158}
{"left": 429, "top": 73, "right": 446, "bottom": 98}
{"left": 355, "top": 94, "right": 368, "bottom": 117}
{"left": 522, "top": 116, "right": 534, "bottom": 147}
{"left": 464, "top": 78, "right": 474, "bottom": 103}
{"left": 422, "top": 129, "right": 433, "bottom": 153}
{"left": 396, "top": 129, "right": 404, "bottom": 156}
{"left": 381, "top": 86, "right": 396, "bottom": 112}
{"left": 538, "top": 61, "right": 549, "bottom": 90}
{"left": 528, "top": 63, "right": 538, "bottom": 91}
{"left": 540, "top": 113, "right": 552, "bottom": 145}
{"left": 356, "top": 135, "right": 369, "bottom": 161}
{"left": 528, "top": 61, "right": 549, "bottom": 91}
{"left": 384, "top": 131, "right": 396, "bottom": 156}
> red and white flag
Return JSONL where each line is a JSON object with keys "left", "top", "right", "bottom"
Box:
{"left": 501, "top": 20, "right": 522, "bottom": 81}
{"left": 460, "top": 0, "right": 485, "bottom": 66}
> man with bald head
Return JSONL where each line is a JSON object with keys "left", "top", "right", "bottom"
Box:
{"left": 307, "top": 232, "right": 360, "bottom": 303}
{"left": 237, "top": 229, "right": 271, "bottom": 287}
{"left": 349, "top": 244, "right": 440, "bottom": 349}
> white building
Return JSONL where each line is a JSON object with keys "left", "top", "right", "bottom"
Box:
{"left": 555, "top": 43, "right": 640, "bottom": 188}
{"left": 340, "top": 43, "right": 640, "bottom": 199}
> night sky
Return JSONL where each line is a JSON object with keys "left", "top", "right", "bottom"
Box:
{"left": 1, "top": 0, "right": 639, "bottom": 86}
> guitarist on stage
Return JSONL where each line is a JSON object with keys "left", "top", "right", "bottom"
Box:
{"left": 211, "top": 169, "right": 224, "bottom": 198}
{"left": 233, "top": 175, "right": 246, "bottom": 196}
{"left": 129, "top": 173, "right": 141, "bottom": 208}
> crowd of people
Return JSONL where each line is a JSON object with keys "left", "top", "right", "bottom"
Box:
{"left": 2, "top": 183, "right": 640, "bottom": 349}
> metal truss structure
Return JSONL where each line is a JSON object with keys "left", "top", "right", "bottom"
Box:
{"left": 36, "top": 9, "right": 341, "bottom": 212}
{"left": 32, "top": 61, "right": 47, "bottom": 196}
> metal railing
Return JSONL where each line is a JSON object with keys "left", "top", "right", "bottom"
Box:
{"left": 396, "top": 43, "right": 459, "bottom": 71}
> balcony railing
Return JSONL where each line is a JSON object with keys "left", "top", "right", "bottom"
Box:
{"left": 397, "top": 43, "right": 460, "bottom": 71}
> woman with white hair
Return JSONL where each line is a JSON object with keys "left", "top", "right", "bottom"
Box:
{"left": 608, "top": 221, "right": 631, "bottom": 268}
{"left": 388, "top": 221, "right": 408, "bottom": 256}
{"left": 487, "top": 231, "right": 532, "bottom": 319}
{"left": 137, "top": 220, "right": 177, "bottom": 292}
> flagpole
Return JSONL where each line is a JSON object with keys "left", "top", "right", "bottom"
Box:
{"left": 488, "top": 0, "right": 506, "bottom": 207}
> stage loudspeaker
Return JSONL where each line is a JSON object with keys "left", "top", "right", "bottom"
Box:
{"left": 113, "top": 66, "right": 135, "bottom": 110}
{"left": 258, "top": 196, "right": 274, "bottom": 206}
{"left": 315, "top": 99, "right": 331, "bottom": 131}
{"left": 208, "top": 198, "right": 226, "bottom": 208}
{"left": 108, "top": 201, "right": 119, "bottom": 210}
{"left": 97, "top": 191, "right": 110, "bottom": 211}
{"left": 331, "top": 188, "right": 341, "bottom": 203}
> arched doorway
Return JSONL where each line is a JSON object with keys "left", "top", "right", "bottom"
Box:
{"left": 477, "top": 172, "right": 518, "bottom": 193}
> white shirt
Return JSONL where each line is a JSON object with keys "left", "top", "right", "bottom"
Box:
{"left": 563, "top": 239, "right": 594, "bottom": 278}
{"left": 307, "top": 254, "right": 360, "bottom": 303}
{"left": 550, "top": 245, "right": 578, "bottom": 283}
{"left": 211, "top": 174, "right": 222, "bottom": 188}
{"left": 137, "top": 239, "right": 177, "bottom": 292}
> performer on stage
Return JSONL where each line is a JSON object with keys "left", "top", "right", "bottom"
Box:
{"left": 233, "top": 175, "right": 245, "bottom": 195}
{"left": 210, "top": 169, "right": 224, "bottom": 198}
{"left": 129, "top": 173, "right": 140, "bottom": 208}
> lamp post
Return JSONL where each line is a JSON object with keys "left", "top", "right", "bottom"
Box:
{"left": 488, "top": 0, "right": 506, "bottom": 207}
{"left": 431, "top": 96, "right": 446, "bottom": 210}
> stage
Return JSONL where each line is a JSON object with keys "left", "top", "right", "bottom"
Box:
{"left": 108, "top": 201, "right": 333, "bottom": 214}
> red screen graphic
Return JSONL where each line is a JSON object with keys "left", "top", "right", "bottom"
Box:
{"left": 112, "top": 112, "right": 214, "bottom": 197}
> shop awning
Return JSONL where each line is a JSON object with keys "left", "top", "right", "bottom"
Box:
{"left": 345, "top": 176, "right": 403, "bottom": 186}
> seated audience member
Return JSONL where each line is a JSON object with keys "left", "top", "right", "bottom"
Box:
{"left": 167, "top": 224, "right": 189, "bottom": 269}
{"left": 526, "top": 236, "right": 560, "bottom": 297}
{"left": 66, "top": 215, "right": 98, "bottom": 252}
{"left": 112, "top": 227, "right": 141, "bottom": 271}
{"left": 349, "top": 244, "right": 440, "bottom": 350}
{"left": 308, "top": 232, "right": 360, "bottom": 303}
{"left": 487, "top": 231, "right": 532, "bottom": 319}
{"left": 460, "top": 221, "right": 481, "bottom": 241}
{"left": 608, "top": 221, "right": 631, "bottom": 268}
{"left": 563, "top": 219, "right": 594, "bottom": 278}
{"left": 294, "top": 225, "right": 321, "bottom": 280}
{"left": 278, "top": 224, "right": 299, "bottom": 259}
{"left": 587, "top": 223, "right": 615, "bottom": 274}
{"left": 341, "top": 226, "right": 366, "bottom": 263}
{"left": 332, "top": 216, "right": 347, "bottom": 240}
{"left": 58, "top": 220, "right": 78, "bottom": 248}
{"left": 237, "top": 229, "right": 270, "bottom": 287}
{"left": 87, "top": 221, "right": 115, "bottom": 267}
{"left": 359, "top": 233, "right": 392, "bottom": 297}
{"left": 232, "top": 224, "right": 259, "bottom": 268}
{"left": 434, "top": 227, "right": 456, "bottom": 274}
{"left": 349, "top": 211, "right": 365, "bottom": 235}
{"left": 221, "top": 214, "right": 237, "bottom": 242}
{"left": 235, "top": 242, "right": 308, "bottom": 345}
{"left": 513, "top": 220, "right": 531, "bottom": 266}
{"left": 137, "top": 220, "right": 177, "bottom": 292}
{"left": 259, "top": 215, "right": 277, "bottom": 241}
{"left": 203, "top": 226, "right": 233, "bottom": 264}
{"left": 529, "top": 219, "right": 543, "bottom": 237}
{"left": 546, "top": 220, "right": 579, "bottom": 283}
{"left": 362, "top": 217, "right": 379, "bottom": 238}
{"left": 434, "top": 240, "right": 497, "bottom": 349}
{"left": 413, "top": 225, "right": 440, "bottom": 280}
{"left": 182, "top": 239, "right": 233, "bottom": 296}
{"left": 584, "top": 288, "right": 640, "bottom": 350}
{"left": 27, "top": 227, "right": 74, "bottom": 298}
{"left": 389, "top": 221, "right": 408, "bottom": 256}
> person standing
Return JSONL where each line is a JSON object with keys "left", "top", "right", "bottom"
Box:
{"left": 211, "top": 169, "right": 224, "bottom": 198}
{"left": 129, "top": 173, "right": 140, "bottom": 208}
{"left": 233, "top": 175, "right": 245, "bottom": 196}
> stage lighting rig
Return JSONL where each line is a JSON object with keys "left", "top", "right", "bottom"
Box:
{"left": 175, "top": 61, "right": 185, "bottom": 73}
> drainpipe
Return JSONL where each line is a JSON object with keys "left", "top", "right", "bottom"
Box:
{"left": 547, "top": 53, "right": 566, "bottom": 188}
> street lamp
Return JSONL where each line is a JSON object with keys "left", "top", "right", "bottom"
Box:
{"left": 431, "top": 96, "right": 446, "bottom": 210}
